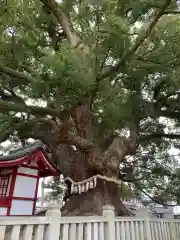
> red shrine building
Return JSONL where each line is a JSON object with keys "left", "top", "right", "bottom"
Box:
{"left": 0, "top": 141, "right": 59, "bottom": 216}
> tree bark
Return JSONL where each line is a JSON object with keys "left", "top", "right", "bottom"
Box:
{"left": 53, "top": 143, "right": 133, "bottom": 216}
{"left": 62, "top": 180, "right": 132, "bottom": 216}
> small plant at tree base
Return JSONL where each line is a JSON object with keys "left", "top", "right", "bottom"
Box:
{"left": 42, "top": 175, "right": 67, "bottom": 204}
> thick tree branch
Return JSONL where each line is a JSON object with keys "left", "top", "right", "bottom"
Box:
{"left": 40, "top": 0, "right": 80, "bottom": 47}
{"left": 54, "top": 144, "right": 86, "bottom": 180}
{"left": 159, "top": 110, "right": 180, "bottom": 119}
{"left": 164, "top": 10, "right": 180, "bottom": 15}
{"left": 142, "top": 101, "right": 180, "bottom": 120}
{"left": 140, "top": 132, "right": 180, "bottom": 140}
{"left": 63, "top": 133, "right": 96, "bottom": 150}
{"left": 99, "top": 0, "right": 172, "bottom": 83}
{"left": 128, "top": 128, "right": 139, "bottom": 154}
{"left": 0, "top": 119, "right": 56, "bottom": 144}
{"left": 100, "top": 128, "right": 138, "bottom": 177}
{"left": 0, "top": 90, "right": 27, "bottom": 106}
{"left": 71, "top": 103, "right": 94, "bottom": 140}
{"left": 0, "top": 116, "right": 97, "bottom": 151}
{"left": 42, "top": 4, "right": 66, "bottom": 51}
{"left": 0, "top": 65, "right": 36, "bottom": 86}
{"left": 0, "top": 118, "right": 22, "bottom": 143}
{"left": 0, "top": 100, "right": 60, "bottom": 116}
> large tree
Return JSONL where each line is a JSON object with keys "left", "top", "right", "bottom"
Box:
{"left": 1, "top": 0, "right": 180, "bottom": 216}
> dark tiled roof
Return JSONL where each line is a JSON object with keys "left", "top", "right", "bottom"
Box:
{"left": 0, "top": 140, "right": 44, "bottom": 161}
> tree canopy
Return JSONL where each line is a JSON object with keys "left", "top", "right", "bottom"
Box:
{"left": 1, "top": 0, "right": 180, "bottom": 213}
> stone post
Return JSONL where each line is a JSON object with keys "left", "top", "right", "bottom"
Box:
{"left": 45, "top": 204, "right": 62, "bottom": 240}
{"left": 103, "top": 205, "right": 116, "bottom": 240}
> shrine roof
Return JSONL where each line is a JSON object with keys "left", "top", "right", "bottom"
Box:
{"left": 0, "top": 141, "right": 44, "bottom": 161}
{"left": 0, "top": 141, "right": 60, "bottom": 177}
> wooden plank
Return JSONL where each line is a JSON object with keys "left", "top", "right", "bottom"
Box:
{"left": 164, "top": 222, "right": 169, "bottom": 240}
{"left": 145, "top": 219, "right": 152, "bottom": 240}
{"left": 150, "top": 222, "right": 155, "bottom": 240}
{"left": 77, "top": 223, "right": 84, "bottom": 240}
{"left": 158, "top": 222, "right": 162, "bottom": 240}
{"left": 86, "top": 223, "right": 92, "bottom": 240}
{"left": 126, "top": 221, "right": 131, "bottom": 240}
{"left": 135, "top": 221, "right": 139, "bottom": 240}
{"left": 22, "top": 225, "right": 33, "bottom": 240}
{"left": 154, "top": 221, "right": 159, "bottom": 240}
{"left": 174, "top": 222, "right": 178, "bottom": 240}
{"left": 34, "top": 225, "right": 45, "bottom": 240}
{"left": 120, "top": 221, "right": 125, "bottom": 240}
{"left": 162, "top": 222, "right": 167, "bottom": 240}
{"left": 99, "top": 222, "right": 104, "bottom": 240}
{"left": 42, "top": 225, "right": 49, "bottom": 240}
{"left": 166, "top": 222, "right": 171, "bottom": 240}
{"left": 139, "top": 221, "right": 144, "bottom": 240}
{"left": 159, "top": 221, "right": 164, "bottom": 240}
{"left": 115, "top": 222, "right": 120, "bottom": 240}
{"left": 69, "top": 224, "right": 76, "bottom": 240}
{"left": 93, "top": 223, "right": 98, "bottom": 240}
{"left": 131, "top": 221, "right": 135, "bottom": 240}
{"left": 9, "top": 225, "right": 21, "bottom": 240}
{"left": 161, "top": 221, "right": 164, "bottom": 240}
{"left": 62, "top": 223, "right": 69, "bottom": 240}
{"left": 158, "top": 221, "right": 162, "bottom": 240}
{"left": 176, "top": 222, "right": 180, "bottom": 240}
{"left": 178, "top": 222, "right": 180, "bottom": 240}
{"left": 0, "top": 226, "right": 6, "bottom": 240}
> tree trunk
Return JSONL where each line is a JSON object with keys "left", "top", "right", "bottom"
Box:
{"left": 36, "top": 144, "right": 133, "bottom": 216}
{"left": 62, "top": 180, "right": 132, "bottom": 216}
{"left": 51, "top": 140, "right": 134, "bottom": 216}
{"left": 27, "top": 108, "right": 136, "bottom": 216}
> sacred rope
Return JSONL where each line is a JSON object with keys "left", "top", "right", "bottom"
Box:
{"left": 65, "top": 174, "right": 122, "bottom": 195}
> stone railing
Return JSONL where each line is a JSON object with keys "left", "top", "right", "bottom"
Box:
{"left": 0, "top": 205, "right": 179, "bottom": 240}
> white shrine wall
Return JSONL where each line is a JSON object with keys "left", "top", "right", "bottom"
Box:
{"left": 13, "top": 175, "right": 37, "bottom": 198}
{"left": 10, "top": 200, "right": 34, "bottom": 215}
{"left": 10, "top": 167, "right": 39, "bottom": 215}
{"left": 17, "top": 167, "right": 38, "bottom": 176}
{"left": 0, "top": 208, "right": 7, "bottom": 215}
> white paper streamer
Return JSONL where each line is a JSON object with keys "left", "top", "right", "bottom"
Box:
{"left": 78, "top": 185, "right": 81, "bottom": 194}
{"left": 81, "top": 184, "right": 85, "bottom": 192}
{"left": 86, "top": 182, "right": 89, "bottom": 191}
{"left": 89, "top": 180, "right": 94, "bottom": 189}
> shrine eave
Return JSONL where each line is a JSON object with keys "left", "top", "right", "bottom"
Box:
{"left": 0, "top": 141, "right": 44, "bottom": 161}
{"left": 0, "top": 141, "right": 60, "bottom": 177}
